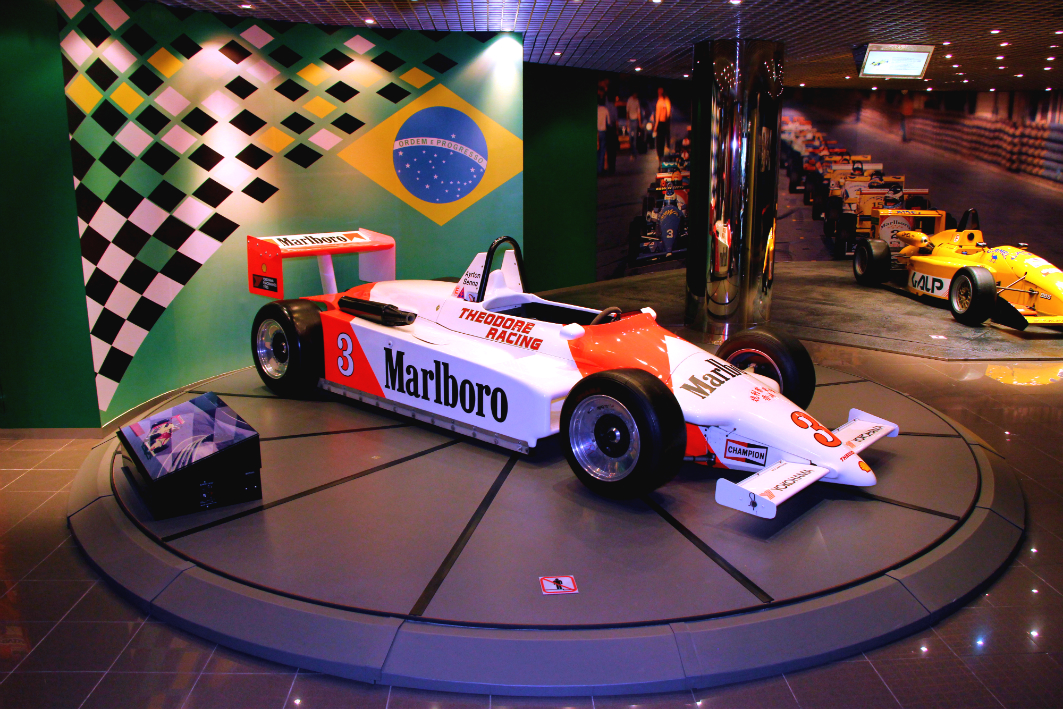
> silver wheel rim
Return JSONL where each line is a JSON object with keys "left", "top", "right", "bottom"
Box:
{"left": 569, "top": 395, "right": 640, "bottom": 482}
{"left": 256, "top": 319, "right": 289, "bottom": 379}
{"left": 724, "top": 348, "right": 784, "bottom": 388}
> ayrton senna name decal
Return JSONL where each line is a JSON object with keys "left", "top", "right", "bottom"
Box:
{"left": 383, "top": 348, "right": 509, "bottom": 422}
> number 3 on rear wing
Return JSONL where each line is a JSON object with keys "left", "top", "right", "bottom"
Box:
{"left": 247, "top": 229, "right": 396, "bottom": 299}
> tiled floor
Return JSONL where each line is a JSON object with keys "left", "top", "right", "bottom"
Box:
{"left": 1, "top": 346, "right": 1061, "bottom": 707}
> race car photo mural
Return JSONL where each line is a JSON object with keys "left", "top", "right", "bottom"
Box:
{"left": 249, "top": 233, "right": 899, "bottom": 518}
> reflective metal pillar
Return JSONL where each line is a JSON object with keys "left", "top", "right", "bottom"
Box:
{"left": 685, "top": 39, "right": 784, "bottom": 337}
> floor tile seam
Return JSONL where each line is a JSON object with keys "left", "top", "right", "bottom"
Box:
{"left": 76, "top": 616, "right": 150, "bottom": 709}
{"left": 280, "top": 668, "right": 301, "bottom": 709}
{"left": 780, "top": 672, "right": 801, "bottom": 707}
{"left": 863, "top": 656, "right": 904, "bottom": 708}
{"left": 0, "top": 472, "right": 28, "bottom": 490}
{"left": 383, "top": 682, "right": 392, "bottom": 709}
{"left": 2, "top": 580, "right": 98, "bottom": 680}
{"left": 175, "top": 643, "right": 216, "bottom": 709}
{"left": 15, "top": 533, "right": 74, "bottom": 584}
{"left": 0, "top": 490, "right": 63, "bottom": 542}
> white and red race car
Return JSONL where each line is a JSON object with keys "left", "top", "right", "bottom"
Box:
{"left": 248, "top": 232, "right": 899, "bottom": 518}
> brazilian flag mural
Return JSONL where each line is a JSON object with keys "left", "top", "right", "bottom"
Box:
{"left": 54, "top": 0, "right": 523, "bottom": 423}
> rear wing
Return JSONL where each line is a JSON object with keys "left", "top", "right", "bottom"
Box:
{"left": 247, "top": 229, "right": 396, "bottom": 299}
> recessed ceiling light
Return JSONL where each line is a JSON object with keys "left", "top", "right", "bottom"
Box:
{"left": 1049, "top": 87, "right": 1054, "bottom": 91}
{"left": 1017, "top": 73, "right": 1024, "bottom": 77}
{"left": 799, "top": 83, "right": 805, "bottom": 86}
{"left": 729, "top": 0, "right": 742, "bottom": 4}
{"left": 997, "top": 56, "right": 1004, "bottom": 59}
{"left": 365, "top": 18, "right": 375, "bottom": 24}
{"left": 990, "top": 88, "right": 996, "bottom": 91}
{"left": 845, "top": 75, "right": 851, "bottom": 79}
{"left": 927, "top": 87, "right": 933, "bottom": 91}
{"left": 652, "top": 0, "right": 662, "bottom": 3}
{"left": 239, "top": 3, "right": 253, "bottom": 7}
{"left": 635, "top": 67, "right": 642, "bottom": 71}
{"left": 1049, "top": 57, "right": 1057, "bottom": 61}
{"left": 963, "top": 79, "right": 969, "bottom": 83}
{"left": 991, "top": 30, "right": 1001, "bottom": 34}
{"left": 553, "top": 51, "right": 561, "bottom": 56}
{"left": 872, "top": 86, "right": 878, "bottom": 90}
{"left": 1046, "top": 67, "right": 1053, "bottom": 70}
{"left": 683, "top": 74, "right": 689, "bottom": 78}
{"left": 1001, "top": 42, "right": 1010, "bottom": 46}
{"left": 1056, "top": 30, "right": 1063, "bottom": 34}
{"left": 942, "top": 41, "right": 951, "bottom": 45}
{"left": 629, "top": 59, "right": 637, "bottom": 62}
{"left": 952, "top": 64, "right": 959, "bottom": 67}
{"left": 999, "top": 66, "right": 1006, "bottom": 69}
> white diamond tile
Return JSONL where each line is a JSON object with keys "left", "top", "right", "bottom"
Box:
{"left": 345, "top": 59, "right": 387, "bottom": 88}
{"left": 129, "top": 199, "right": 168, "bottom": 234}
{"left": 174, "top": 197, "right": 212, "bottom": 228}
{"left": 88, "top": 203, "right": 126, "bottom": 241}
{"left": 105, "top": 282, "right": 140, "bottom": 318}
{"left": 203, "top": 123, "right": 249, "bottom": 157}
{"left": 212, "top": 158, "right": 252, "bottom": 189}
{"left": 115, "top": 122, "right": 153, "bottom": 155}
{"left": 247, "top": 59, "right": 280, "bottom": 84}
{"left": 96, "top": 374, "right": 119, "bottom": 411}
{"left": 95, "top": 0, "right": 129, "bottom": 30}
{"left": 102, "top": 40, "right": 136, "bottom": 73}
{"left": 97, "top": 243, "right": 135, "bottom": 280}
{"left": 241, "top": 25, "right": 274, "bottom": 49}
{"left": 345, "top": 35, "right": 375, "bottom": 54}
{"left": 56, "top": 0, "right": 83, "bottom": 20}
{"left": 156, "top": 87, "right": 191, "bottom": 116}
{"left": 112, "top": 320, "right": 150, "bottom": 356}
{"left": 143, "top": 273, "right": 182, "bottom": 307}
{"left": 161, "top": 125, "right": 197, "bottom": 154}
{"left": 178, "top": 230, "right": 224, "bottom": 264}
{"left": 61, "top": 31, "right": 94, "bottom": 66}
{"left": 82, "top": 257, "right": 95, "bottom": 284}
{"left": 309, "top": 128, "right": 342, "bottom": 151}
{"left": 202, "top": 90, "right": 239, "bottom": 119}
{"left": 78, "top": 217, "right": 88, "bottom": 236}
{"left": 89, "top": 335, "right": 110, "bottom": 371}
{"left": 86, "top": 297, "right": 103, "bottom": 329}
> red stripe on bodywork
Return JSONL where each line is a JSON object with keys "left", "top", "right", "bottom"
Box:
{"left": 321, "top": 310, "right": 385, "bottom": 397}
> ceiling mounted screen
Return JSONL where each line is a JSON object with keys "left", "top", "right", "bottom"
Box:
{"left": 858, "top": 44, "right": 935, "bottom": 79}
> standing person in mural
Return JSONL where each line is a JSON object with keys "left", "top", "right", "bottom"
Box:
{"left": 899, "top": 90, "right": 914, "bottom": 142}
{"left": 654, "top": 87, "right": 672, "bottom": 162}
{"left": 597, "top": 94, "right": 612, "bottom": 174}
{"left": 626, "top": 92, "right": 642, "bottom": 159}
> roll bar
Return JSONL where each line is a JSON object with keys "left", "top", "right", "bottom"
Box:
{"left": 476, "top": 235, "right": 527, "bottom": 304}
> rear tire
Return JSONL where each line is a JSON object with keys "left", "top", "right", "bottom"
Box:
{"left": 949, "top": 266, "right": 996, "bottom": 326}
{"left": 853, "top": 238, "right": 891, "bottom": 285}
{"left": 562, "top": 370, "right": 685, "bottom": 499}
{"left": 716, "top": 325, "right": 816, "bottom": 409}
{"left": 251, "top": 300, "right": 323, "bottom": 396}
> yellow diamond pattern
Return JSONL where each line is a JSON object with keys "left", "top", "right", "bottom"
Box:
{"left": 66, "top": 75, "right": 102, "bottom": 113}
{"left": 297, "top": 63, "right": 329, "bottom": 86}
{"left": 148, "top": 48, "right": 183, "bottom": 78}
{"left": 400, "top": 67, "right": 434, "bottom": 89}
{"left": 259, "top": 127, "right": 294, "bottom": 153}
{"left": 110, "top": 82, "right": 144, "bottom": 114}
{"left": 303, "top": 96, "right": 337, "bottom": 118}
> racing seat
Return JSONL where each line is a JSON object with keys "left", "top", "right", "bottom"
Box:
{"left": 956, "top": 208, "right": 980, "bottom": 231}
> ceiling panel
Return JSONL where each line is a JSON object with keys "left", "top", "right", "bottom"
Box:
{"left": 159, "top": 1, "right": 1063, "bottom": 90}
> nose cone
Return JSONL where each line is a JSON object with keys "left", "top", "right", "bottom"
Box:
{"left": 832, "top": 453, "right": 876, "bottom": 487}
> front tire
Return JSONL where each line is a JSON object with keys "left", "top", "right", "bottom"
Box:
{"left": 853, "top": 238, "right": 891, "bottom": 285}
{"left": 562, "top": 369, "right": 685, "bottom": 499}
{"left": 716, "top": 325, "right": 816, "bottom": 409}
{"left": 949, "top": 266, "right": 996, "bottom": 326}
{"left": 251, "top": 299, "right": 323, "bottom": 396}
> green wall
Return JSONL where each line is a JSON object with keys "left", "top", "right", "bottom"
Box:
{"left": 0, "top": 0, "right": 100, "bottom": 428}
{"left": 523, "top": 62, "right": 597, "bottom": 292}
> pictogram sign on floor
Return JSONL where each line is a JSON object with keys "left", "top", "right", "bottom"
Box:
{"left": 539, "top": 575, "right": 578, "bottom": 594}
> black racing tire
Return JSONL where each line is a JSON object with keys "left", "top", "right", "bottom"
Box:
{"left": 716, "top": 325, "right": 816, "bottom": 409}
{"left": 949, "top": 266, "right": 996, "bottom": 326}
{"left": 251, "top": 299, "right": 324, "bottom": 396}
{"left": 561, "top": 369, "right": 685, "bottom": 499}
{"left": 853, "top": 238, "right": 891, "bottom": 286}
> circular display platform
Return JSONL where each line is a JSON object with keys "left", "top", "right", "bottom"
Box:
{"left": 68, "top": 365, "right": 1025, "bottom": 696}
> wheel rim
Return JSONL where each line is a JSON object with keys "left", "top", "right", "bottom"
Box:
{"left": 724, "top": 348, "right": 784, "bottom": 390}
{"left": 954, "top": 276, "right": 972, "bottom": 313}
{"left": 256, "top": 319, "right": 289, "bottom": 379}
{"left": 569, "top": 395, "right": 640, "bottom": 482}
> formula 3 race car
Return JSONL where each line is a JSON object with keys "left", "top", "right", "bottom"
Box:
{"left": 249, "top": 233, "right": 899, "bottom": 518}
{"left": 853, "top": 208, "right": 1063, "bottom": 329}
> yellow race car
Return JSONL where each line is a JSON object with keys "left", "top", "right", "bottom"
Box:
{"left": 852, "top": 208, "right": 1063, "bottom": 329}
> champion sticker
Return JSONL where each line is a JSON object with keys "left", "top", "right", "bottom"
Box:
{"left": 725, "top": 439, "right": 768, "bottom": 467}
{"left": 540, "top": 576, "right": 578, "bottom": 595}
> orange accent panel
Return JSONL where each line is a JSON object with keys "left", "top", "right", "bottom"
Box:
{"left": 321, "top": 311, "right": 385, "bottom": 397}
{"left": 685, "top": 423, "right": 708, "bottom": 457}
{"left": 247, "top": 237, "right": 284, "bottom": 298}
{"left": 566, "top": 313, "right": 672, "bottom": 387}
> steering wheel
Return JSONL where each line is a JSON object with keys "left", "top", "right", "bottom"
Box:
{"left": 590, "top": 307, "right": 623, "bottom": 325}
